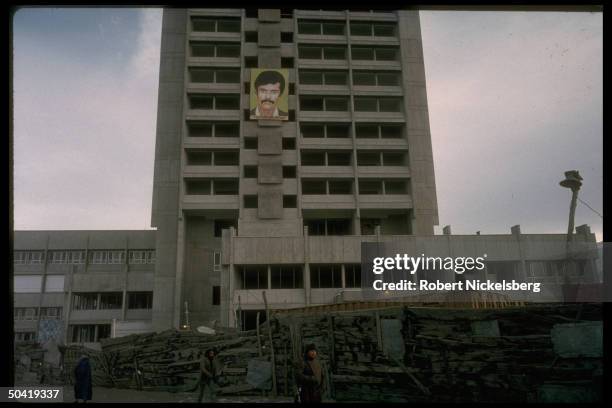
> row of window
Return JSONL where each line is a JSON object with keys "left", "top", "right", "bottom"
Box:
{"left": 301, "top": 179, "right": 410, "bottom": 195}
{"left": 15, "top": 332, "right": 36, "bottom": 342}
{"left": 188, "top": 94, "right": 403, "bottom": 113}
{"left": 190, "top": 17, "right": 397, "bottom": 38}
{"left": 69, "top": 324, "right": 111, "bottom": 343}
{"left": 301, "top": 151, "right": 407, "bottom": 166}
{"left": 185, "top": 150, "right": 406, "bottom": 167}
{"left": 239, "top": 264, "right": 362, "bottom": 289}
{"left": 298, "top": 20, "right": 396, "bottom": 37}
{"left": 189, "top": 68, "right": 401, "bottom": 87}
{"left": 186, "top": 122, "right": 404, "bottom": 140}
{"left": 14, "top": 250, "right": 156, "bottom": 265}
{"left": 14, "top": 307, "right": 63, "bottom": 321}
{"left": 300, "top": 70, "right": 401, "bottom": 86}
{"left": 72, "top": 292, "right": 153, "bottom": 311}
{"left": 190, "top": 17, "right": 396, "bottom": 36}
{"left": 184, "top": 178, "right": 409, "bottom": 196}
{"left": 190, "top": 42, "right": 399, "bottom": 62}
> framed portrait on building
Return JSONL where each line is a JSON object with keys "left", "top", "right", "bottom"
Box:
{"left": 250, "top": 69, "right": 289, "bottom": 120}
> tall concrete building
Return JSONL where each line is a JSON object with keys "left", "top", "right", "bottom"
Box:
{"left": 151, "top": 9, "right": 439, "bottom": 330}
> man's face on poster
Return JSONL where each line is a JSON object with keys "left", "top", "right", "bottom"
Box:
{"left": 256, "top": 82, "right": 281, "bottom": 116}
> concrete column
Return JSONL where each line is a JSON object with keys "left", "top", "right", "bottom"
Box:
{"left": 121, "top": 236, "right": 129, "bottom": 321}
{"left": 173, "top": 216, "right": 186, "bottom": 329}
{"left": 36, "top": 233, "right": 50, "bottom": 340}
{"left": 341, "top": 264, "right": 346, "bottom": 289}
{"left": 267, "top": 265, "right": 272, "bottom": 289}
{"left": 225, "top": 226, "right": 236, "bottom": 328}
{"left": 304, "top": 225, "right": 311, "bottom": 305}
{"left": 511, "top": 225, "right": 527, "bottom": 280}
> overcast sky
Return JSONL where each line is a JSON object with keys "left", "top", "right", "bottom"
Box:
{"left": 12, "top": 8, "right": 603, "bottom": 241}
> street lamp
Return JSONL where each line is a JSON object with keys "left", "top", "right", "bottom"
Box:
{"left": 559, "top": 170, "right": 583, "bottom": 248}
{"left": 559, "top": 170, "right": 583, "bottom": 300}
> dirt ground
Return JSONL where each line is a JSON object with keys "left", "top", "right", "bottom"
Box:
{"left": 61, "top": 386, "right": 295, "bottom": 403}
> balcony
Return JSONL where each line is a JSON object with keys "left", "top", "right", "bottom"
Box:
{"left": 357, "top": 166, "right": 410, "bottom": 178}
{"left": 348, "top": 11, "right": 397, "bottom": 21}
{"left": 188, "top": 58, "right": 241, "bottom": 68}
{"left": 353, "top": 111, "right": 404, "bottom": 121}
{"left": 233, "top": 290, "right": 306, "bottom": 309}
{"left": 183, "top": 165, "right": 240, "bottom": 178}
{"left": 183, "top": 137, "right": 240, "bottom": 150}
{"left": 353, "top": 86, "right": 403, "bottom": 96}
{"left": 69, "top": 309, "right": 123, "bottom": 322}
{"left": 349, "top": 36, "right": 400, "bottom": 47}
{"left": 296, "top": 34, "right": 347, "bottom": 44}
{"left": 189, "top": 31, "right": 241, "bottom": 42}
{"left": 297, "top": 59, "right": 349, "bottom": 70}
{"left": 185, "top": 109, "right": 241, "bottom": 121}
{"left": 351, "top": 59, "right": 401, "bottom": 70}
{"left": 298, "top": 85, "right": 350, "bottom": 95}
{"left": 294, "top": 10, "right": 346, "bottom": 19}
{"left": 358, "top": 194, "right": 413, "bottom": 209}
{"left": 300, "top": 138, "right": 353, "bottom": 149}
{"left": 355, "top": 139, "right": 408, "bottom": 149}
{"left": 298, "top": 110, "right": 351, "bottom": 121}
{"left": 186, "top": 83, "right": 241, "bottom": 94}
{"left": 301, "top": 195, "right": 355, "bottom": 210}
{"left": 182, "top": 195, "right": 240, "bottom": 210}
{"left": 300, "top": 166, "right": 354, "bottom": 178}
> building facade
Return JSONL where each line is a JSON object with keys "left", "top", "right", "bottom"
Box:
{"left": 13, "top": 231, "right": 156, "bottom": 347}
{"left": 151, "top": 8, "right": 440, "bottom": 331}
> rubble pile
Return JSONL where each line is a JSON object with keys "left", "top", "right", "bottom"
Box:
{"left": 100, "top": 328, "right": 268, "bottom": 394}
{"left": 399, "top": 303, "right": 603, "bottom": 402}
{"left": 83, "top": 303, "right": 600, "bottom": 402}
{"left": 14, "top": 341, "right": 46, "bottom": 385}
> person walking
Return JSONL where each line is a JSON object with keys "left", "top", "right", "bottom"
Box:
{"left": 74, "top": 355, "right": 92, "bottom": 403}
{"left": 294, "top": 344, "right": 326, "bottom": 403}
{"left": 198, "top": 348, "right": 222, "bottom": 403}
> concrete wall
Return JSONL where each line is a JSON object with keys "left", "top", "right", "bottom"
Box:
{"left": 151, "top": 9, "right": 188, "bottom": 331}
{"left": 397, "top": 10, "right": 439, "bottom": 233}
{"left": 181, "top": 216, "right": 222, "bottom": 327}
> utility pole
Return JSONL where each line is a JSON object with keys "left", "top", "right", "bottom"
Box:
{"left": 559, "top": 170, "right": 583, "bottom": 301}
{"left": 559, "top": 170, "right": 583, "bottom": 251}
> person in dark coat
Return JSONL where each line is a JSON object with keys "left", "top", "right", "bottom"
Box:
{"left": 198, "top": 348, "right": 223, "bottom": 402}
{"left": 294, "top": 344, "right": 326, "bottom": 403}
{"left": 74, "top": 355, "right": 92, "bottom": 403}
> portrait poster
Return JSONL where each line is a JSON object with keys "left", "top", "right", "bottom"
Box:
{"left": 250, "top": 68, "right": 289, "bottom": 121}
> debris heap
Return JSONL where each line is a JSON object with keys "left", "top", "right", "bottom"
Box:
{"left": 81, "top": 303, "right": 600, "bottom": 403}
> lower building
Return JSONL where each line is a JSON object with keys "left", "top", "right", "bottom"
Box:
{"left": 13, "top": 224, "right": 600, "bottom": 343}
{"left": 13, "top": 230, "right": 156, "bottom": 348}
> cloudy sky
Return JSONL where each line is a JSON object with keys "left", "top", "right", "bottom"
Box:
{"left": 12, "top": 8, "right": 603, "bottom": 241}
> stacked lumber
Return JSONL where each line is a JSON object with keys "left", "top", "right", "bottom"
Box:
{"left": 399, "top": 303, "right": 603, "bottom": 402}
{"left": 99, "top": 328, "right": 264, "bottom": 394}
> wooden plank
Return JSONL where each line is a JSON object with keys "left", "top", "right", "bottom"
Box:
{"left": 263, "top": 291, "right": 277, "bottom": 397}
{"left": 375, "top": 311, "right": 383, "bottom": 351}
{"left": 256, "top": 312, "right": 262, "bottom": 358}
{"left": 387, "top": 354, "right": 431, "bottom": 396}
